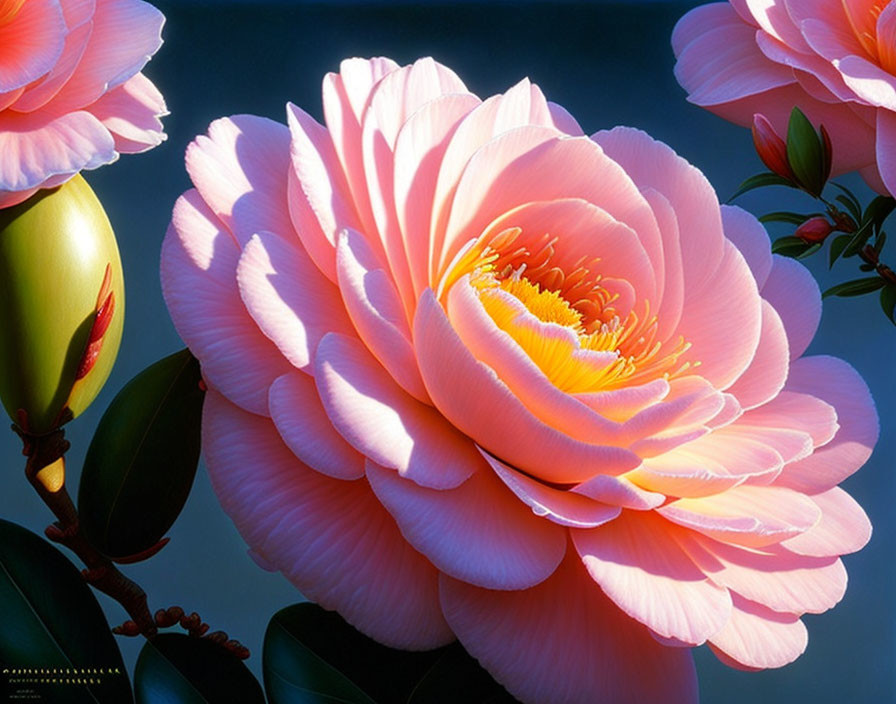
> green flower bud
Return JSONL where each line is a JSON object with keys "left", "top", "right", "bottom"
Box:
{"left": 0, "top": 175, "right": 125, "bottom": 434}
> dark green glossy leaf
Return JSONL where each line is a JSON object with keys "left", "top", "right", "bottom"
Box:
{"left": 829, "top": 234, "right": 851, "bottom": 268}
{"left": 758, "top": 211, "right": 816, "bottom": 225}
{"left": 796, "top": 242, "right": 823, "bottom": 259}
{"left": 771, "top": 236, "right": 812, "bottom": 258}
{"left": 880, "top": 286, "right": 896, "bottom": 324}
{"left": 830, "top": 183, "right": 862, "bottom": 222}
{"left": 0, "top": 519, "right": 132, "bottom": 703}
{"left": 786, "top": 107, "right": 825, "bottom": 195}
{"left": 407, "top": 644, "right": 519, "bottom": 704}
{"left": 822, "top": 276, "right": 886, "bottom": 298}
{"left": 728, "top": 172, "right": 794, "bottom": 202}
{"left": 859, "top": 263, "right": 876, "bottom": 272}
{"left": 875, "top": 231, "right": 887, "bottom": 255}
{"left": 861, "top": 195, "right": 896, "bottom": 231}
{"left": 263, "top": 603, "right": 516, "bottom": 704}
{"left": 841, "top": 219, "right": 875, "bottom": 258}
{"left": 134, "top": 633, "right": 263, "bottom": 704}
{"left": 78, "top": 349, "right": 205, "bottom": 560}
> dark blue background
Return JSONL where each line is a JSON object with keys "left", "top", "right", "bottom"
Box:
{"left": 1, "top": 2, "right": 891, "bottom": 701}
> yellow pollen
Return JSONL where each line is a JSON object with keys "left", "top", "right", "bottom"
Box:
{"left": 499, "top": 275, "right": 585, "bottom": 330}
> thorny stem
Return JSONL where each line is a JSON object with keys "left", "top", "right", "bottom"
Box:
{"left": 14, "top": 422, "right": 158, "bottom": 637}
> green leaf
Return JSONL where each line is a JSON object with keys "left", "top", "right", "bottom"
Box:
{"left": 860, "top": 263, "right": 876, "bottom": 272}
{"left": 829, "top": 183, "right": 862, "bottom": 222}
{"left": 797, "top": 242, "right": 823, "bottom": 259}
{"left": 880, "top": 286, "right": 896, "bottom": 324}
{"left": 78, "top": 349, "right": 205, "bottom": 561}
{"left": 0, "top": 519, "right": 132, "bottom": 703}
{"left": 264, "top": 603, "right": 517, "bottom": 704}
{"left": 841, "top": 219, "right": 875, "bottom": 258}
{"left": 861, "top": 195, "right": 896, "bottom": 231}
{"left": 407, "top": 645, "right": 519, "bottom": 704}
{"left": 134, "top": 633, "right": 263, "bottom": 704}
{"left": 822, "top": 276, "right": 886, "bottom": 298}
{"left": 758, "top": 211, "right": 816, "bottom": 225}
{"left": 728, "top": 172, "right": 794, "bottom": 202}
{"left": 771, "top": 236, "right": 812, "bottom": 258}
{"left": 829, "top": 234, "right": 851, "bottom": 268}
{"left": 875, "top": 230, "right": 887, "bottom": 255}
{"left": 786, "top": 107, "right": 826, "bottom": 195}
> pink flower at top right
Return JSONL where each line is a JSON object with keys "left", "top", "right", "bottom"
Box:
{"left": 673, "top": 0, "right": 896, "bottom": 195}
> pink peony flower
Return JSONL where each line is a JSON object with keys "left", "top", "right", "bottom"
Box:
{"left": 0, "top": 0, "right": 166, "bottom": 208}
{"left": 672, "top": 0, "right": 896, "bottom": 195}
{"left": 161, "top": 57, "right": 877, "bottom": 703}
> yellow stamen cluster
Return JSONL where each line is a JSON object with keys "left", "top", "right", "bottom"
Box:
{"left": 446, "top": 225, "right": 694, "bottom": 394}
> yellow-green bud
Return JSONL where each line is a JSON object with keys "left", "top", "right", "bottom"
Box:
{"left": 0, "top": 175, "right": 125, "bottom": 434}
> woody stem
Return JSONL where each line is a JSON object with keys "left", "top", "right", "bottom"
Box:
{"left": 18, "top": 425, "right": 157, "bottom": 638}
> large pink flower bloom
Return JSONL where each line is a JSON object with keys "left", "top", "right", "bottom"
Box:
{"left": 0, "top": 0, "right": 166, "bottom": 208}
{"left": 161, "top": 57, "right": 877, "bottom": 703}
{"left": 672, "top": 0, "right": 896, "bottom": 194}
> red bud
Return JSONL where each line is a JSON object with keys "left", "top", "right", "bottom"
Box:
{"left": 795, "top": 216, "right": 834, "bottom": 243}
{"left": 752, "top": 114, "right": 794, "bottom": 180}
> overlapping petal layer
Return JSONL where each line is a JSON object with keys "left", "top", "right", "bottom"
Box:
{"left": 161, "top": 57, "right": 877, "bottom": 704}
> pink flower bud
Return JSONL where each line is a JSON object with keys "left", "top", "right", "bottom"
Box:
{"left": 752, "top": 114, "right": 794, "bottom": 180}
{"left": 796, "top": 216, "right": 835, "bottom": 243}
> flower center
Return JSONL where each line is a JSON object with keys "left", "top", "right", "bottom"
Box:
{"left": 841, "top": 0, "right": 896, "bottom": 72}
{"left": 0, "top": 0, "right": 26, "bottom": 26}
{"left": 442, "top": 226, "right": 693, "bottom": 394}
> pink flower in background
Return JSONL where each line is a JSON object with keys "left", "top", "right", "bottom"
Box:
{"left": 0, "top": 0, "right": 166, "bottom": 208}
{"left": 673, "top": 0, "right": 896, "bottom": 195}
{"left": 161, "top": 57, "right": 877, "bottom": 703}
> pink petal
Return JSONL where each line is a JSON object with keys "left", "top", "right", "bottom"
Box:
{"left": 673, "top": 17, "right": 795, "bottom": 106}
{"left": 726, "top": 301, "right": 790, "bottom": 409}
{"left": 721, "top": 204, "right": 773, "bottom": 288}
{"left": 575, "top": 378, "right": 671, "bottom": 423}
{"left": 877, "top": 108, "right": 896, "bottom": 196}
{"left": 413, "top": 289, "right": 640, "bottom": 484}
{"left": 709, "top": 594, "right": 808, "bottom": 670}
{"left": 0, "top": 0, "right": 65, "bottom": 92}
{"left": 393, "top": 92, "right": 481, "bottom": 294}
{"left": 286, "top": 102, "right": 363, "bottom": 282}
{"left": 639, "top": 188, "right": 684, "bottom": 339}
{"left": 361, "top": 59, "right": 468, "bottom": 311}
{"left": 428, "top": 78, "right": 572, "bottom": 280}
{"left": 781, "top": 487, "right": 872, "bottom": 557}
{"left": 160, "top": 190, "right": 291, "bottom": 415}
{"left": 85, "top": 72, "right": 166, "bottom": 153}
{"left": 0, "top": 109, "right": 115, "bottom": 192}
{"left": 672, "top": 2, "right": 748, "bottom": 56}
{"left": 11, "top": 5, "right": 91, "bottom": 112}
{"left": 185, "top": 115, "right": 294, "bottom": 245}
{"left": 574, "top": 473, "right": 666, "bottom": 510}
{"left": 739, "top": 389, "right": 838, "bottom": 448}
{"left": 335, "top": 228, "right": 429, "bottom": 402}
{"left": 630, "top": 453, "right": 748, "bottom": 499}
{"left": 236, "top": 230, "right": 353, "bottom": 371}
{"left": 268, "top": 371, "right": 365, "bottom": 481}
{"left": 758, "top": 254, "right": 821, "bottom": 360}
{"left": 321, "top": 57, "right": 399, "bottom": 243}
{"left": 313, "top": 332, "right": 477, "bottom": 490}
{"left": 775, "top": 355, "right": 878, "bottom": 493}
{"left": 483, "top": 450, "right": 622, "bottom": 528}
{"left": 202, "top": 391, "right": 452, "bottom": 649}
{"left": 49, "top": 0, "right": 164, "bottom": 110}
{"left": 677, "top": 531, "right": 847, "bottom": 615}
{"left": 573, "top": 511, "right": 732, "bottom": 644}
{"left": 657, "top": 485, "right": 821, "bottom": 548}
{"left": 440, "top": 553, "right": 698, "bottom": 704}
{"left": 367, "top": 459, "right": 566, "bottom": 590}
{"left": 743, "top": 0, "right": 812, "bottom": 51}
